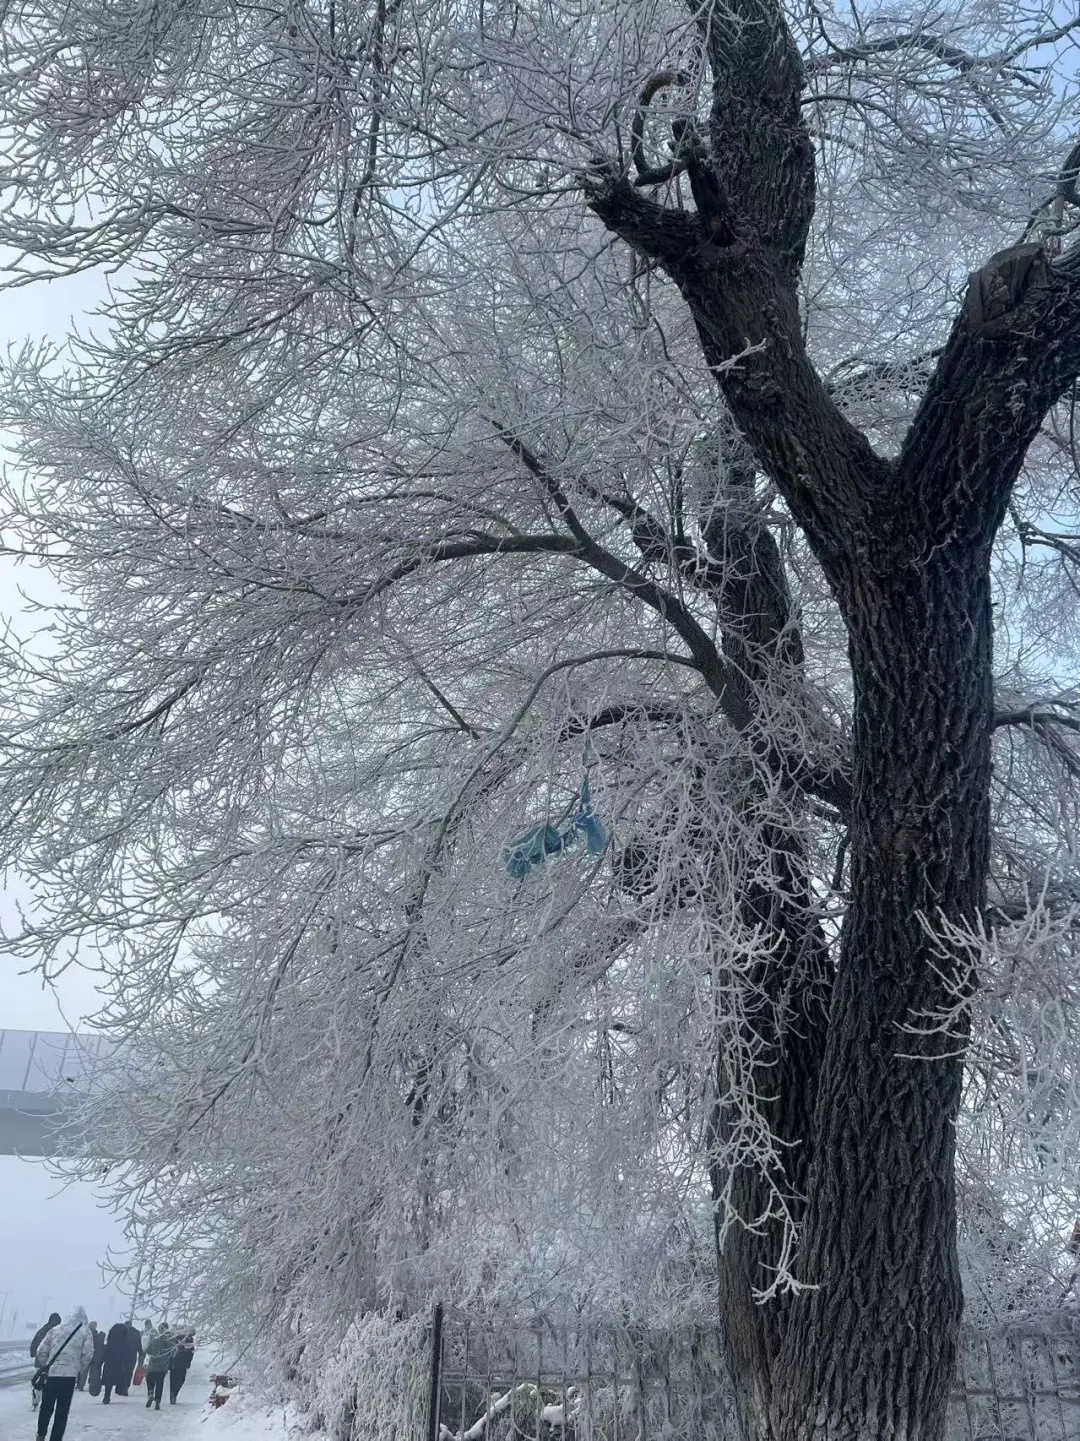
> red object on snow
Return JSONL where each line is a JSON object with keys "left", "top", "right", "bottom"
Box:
{"left": 209, "top": 1373, "right": 237, "bottom": 1408}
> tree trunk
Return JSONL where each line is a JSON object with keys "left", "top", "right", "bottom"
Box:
{"left": 770, "top": 537, "right": 993, "bottom": 1440}
{"left": 582, "top": 7, "right": 1080, "bottom": 1428}
{"left": 699, "top": 453, "right": 833, "bottom": 1440}
{"left": 712, "top": 857, "right": 830, "bottom": 1441}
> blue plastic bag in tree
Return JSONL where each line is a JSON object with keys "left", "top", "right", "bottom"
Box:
{"left": 504, "top": 776, "right": 606, "bottom": 876}
{"left": 503, "top": 823, "right": 570, "bottom": 877}
{"left": 573, "top": 776, "right": 607, "bottom": 855}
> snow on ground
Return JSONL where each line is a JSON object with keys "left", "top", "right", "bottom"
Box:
{"left": 0, "top": 1370, "right": 324, "bottom": 1440}
{"left": 174, "top": 1391, "right": 324, "bottom": 1441}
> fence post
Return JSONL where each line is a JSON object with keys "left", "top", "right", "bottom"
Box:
{"left": 634, "top": 1337, "right": 646, "bottom": 1441}
{"left": 427, "top": 1303, "right": 444, "bottom": 1441}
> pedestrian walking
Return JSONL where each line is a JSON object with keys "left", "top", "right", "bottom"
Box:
{"left": 29, "top": 1313, "right": 61, "bottom": 1357}
{"left": 125, "top": 1320, "right": 142, "bottom": 1390}
{"left": 143, "top": 1322, "right": 176, "bottom": 1411}
{"left": 86, "top": 1322, "right": 105, "bottom": 1396}
{"left": 169, "top": 1329, "right": 196, "bottom": 1403}
{"left": 75, "top": 1319, "right": 97, "bottom": 1391}
{"left": 101, "top": 1321, "right": 130, "bottom": 1403}
{"left": 34, "top": 1305, "right": 94, "bottom": 1441}
{"left": 28, "top": 1314, "right": 61, "bottom": 1412}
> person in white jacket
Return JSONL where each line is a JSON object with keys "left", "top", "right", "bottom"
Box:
{"left": 34, "top": 1306, "right": 95, "bottom": 1441}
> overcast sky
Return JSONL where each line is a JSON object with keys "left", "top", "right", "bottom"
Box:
{"left": 0, "top": 261, "right": 141, "bottom": 1340}
{"left": 2, "top": 938, "right": 131, "bottom": 1340}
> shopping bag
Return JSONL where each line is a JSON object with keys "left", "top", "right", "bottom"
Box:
{"left": 133, "top": 1365, "right": 145, "bottom": 1387}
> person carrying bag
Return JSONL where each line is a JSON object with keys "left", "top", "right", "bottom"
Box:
{"left": 34, "top": 1307, "right": 95, "bottom": 1441}
{"left": 28, "top": 1314, "right": 61, "bottom": 1412}
{"left": 143, "top": 1322, "right": 178, "bottom": 1410}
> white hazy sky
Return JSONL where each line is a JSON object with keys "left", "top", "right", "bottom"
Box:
{"left": 0, "top": 261, "right": 141, "bottom": 1341}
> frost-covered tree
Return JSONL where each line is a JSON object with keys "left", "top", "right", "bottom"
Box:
{"left": 2, "top": 1, "right": 1080, "bottom": 1438}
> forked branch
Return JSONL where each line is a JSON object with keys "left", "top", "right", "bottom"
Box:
{"left": 631, "top": 70, "right": 689, "bottom": 187}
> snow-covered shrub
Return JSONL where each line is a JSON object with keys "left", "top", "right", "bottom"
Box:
{"left": 301, "top": 1310, "right": 430, "bottom": 1441}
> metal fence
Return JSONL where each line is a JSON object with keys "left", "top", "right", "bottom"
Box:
{"left": 427, "top": 1308, "right": 737, "bottom": 1441}
{"left": 953, "top": 1313, "right": 1080, "bottom": 1441}
{"left": 426, "top": 1308, "right": 1080, "bottom": 1441}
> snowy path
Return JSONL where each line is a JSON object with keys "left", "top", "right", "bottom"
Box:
{"left": 0, "top": 1370, "right": 314, "bottom": 1440}
{"left": 0, "top": 1377, "right": 213, "bottom": 1440}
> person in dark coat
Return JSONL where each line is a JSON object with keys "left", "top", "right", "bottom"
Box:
{"left": 169, "top": 1329, "right": 195, "bottom": 1404}
{"left": 86, "top": 1322, "right": 106, "bottom": 1395}
{"left": 125, "top": 1321, "right": 142, "bottom": 1390}
{"left": 30, "top": 1313, "right": 61, "bottom": 1358}
{"left": 76, "top": 1319, "right": 99, "bottom": 1391}
{"left": 101, "top": 1321, "right": 131, "bottom": 1403}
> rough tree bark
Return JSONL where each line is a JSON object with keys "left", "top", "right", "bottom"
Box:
{"left": 700, "top": 437, "right": 833, "bottom": 1440}
{"left": 584, "top": 1, "right": 1080, "bottom": 1437}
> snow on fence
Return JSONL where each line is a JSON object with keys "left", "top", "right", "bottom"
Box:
{"left": 428, "top": 1308, "right": 738, "bottom": 1441}
{"left": 424, "top": 1307, "right": 1080, "bottom": 1441}
{"left": 953, "top": 1312, "right": 1080, "bottom": 1441}
{"left": 296, "top": 1303, "right": 1080, "bottom": 1441}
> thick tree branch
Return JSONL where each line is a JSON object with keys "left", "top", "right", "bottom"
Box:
{"left": 899, "top": 242, "right": 1080, "bottom": 545}
{"left": 496, "top": 429, "right": 753, "bottom": 726}
{"left": 631, "top": 70, "right": 689, "bottom": 187}
{"left": 346, "top": 497, "right": 756, "bottom": 732}
{"left": 689, "top": 0, "right": 815, "bottom": 271}
{"left": 581, "top": 161, "right": 709, "bottom": 265}
{"left": 560, "top": 702, "right": 686, "bottom": 740}
{"left": 584, "top": 0, "right": 894, "bottom": 577}
{"left": 994, "top": 706, "right": 1080, "bottom": 784}
{"left": 494, "top": 427, "right": 857, "bottom": 825}
{"left": 994, "top": 707, "right": 1080, "bottom": 736}
{"left": 807, "top": 31, "right": 988, "bottom": 77}
{"left": 514, "top": 433, "right": 856, "bottom": 815}
{"left": 352, "top": 533, "right": 582, "bottom": 603}
{"left": 583, "top": 168, "right": 889, "bottom": 568}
